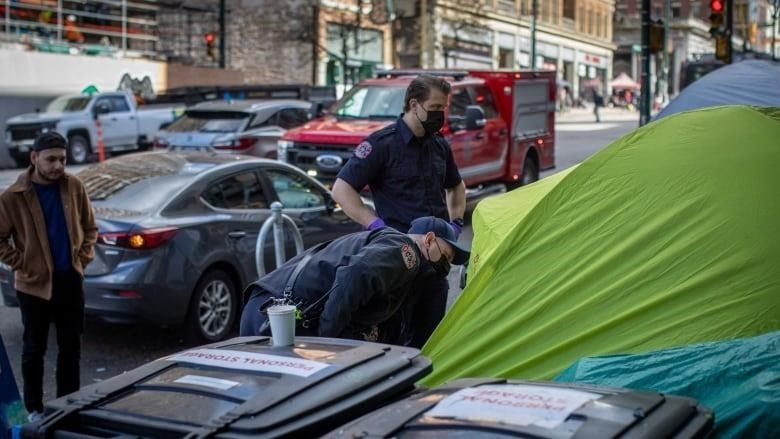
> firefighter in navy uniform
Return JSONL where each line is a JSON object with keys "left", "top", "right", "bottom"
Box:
{"left": 239, "top": 217, "right": 469, "bottom": 345}
{"left": 332, "top": 74, "right": 467, "bottom": 347}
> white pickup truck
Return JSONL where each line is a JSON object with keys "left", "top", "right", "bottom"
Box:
{"left": 3, "top": 91, "right": 180, "bottom": 166}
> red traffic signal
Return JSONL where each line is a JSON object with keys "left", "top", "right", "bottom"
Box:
{"left": 204, "top": 32, "right": 215, "bottom": 44}
{"left": 710, "top": 0, "right": 724, "bottom": 13}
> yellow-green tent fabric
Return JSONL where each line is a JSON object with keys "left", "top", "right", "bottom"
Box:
{"left": 422, "top": 106, "right": 780, "bottom": 386}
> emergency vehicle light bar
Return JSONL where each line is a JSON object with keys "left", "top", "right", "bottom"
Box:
{"left": 375, "top": 69, "right": 470, "bottom": 81}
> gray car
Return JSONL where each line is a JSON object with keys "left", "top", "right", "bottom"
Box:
{"left": 1, "top": 151, "right": 361, "bottom": 343}
{"left": 153, "top": 99, "right": 311, "bottom": 159}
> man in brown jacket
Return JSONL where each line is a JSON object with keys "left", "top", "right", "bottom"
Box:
{"left": 0, "top": 131, "right": 97, "bottom": 420}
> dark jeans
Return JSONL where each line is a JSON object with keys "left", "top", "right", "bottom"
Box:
{"left": 16, "top": 270, "right": 84, "bottom": 413}
{"left": 408, "top": 274, "right": 449, "bottom": 348}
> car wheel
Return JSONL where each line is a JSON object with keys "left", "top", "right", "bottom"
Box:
{"left": 10, "top": 152, "right": 30, "bottom": 168}
{"left": 185, "top": 269, "right": 238, "bottom": 344}
{"left": 521, "top": 156, "right": 539, "bottom": 186}
{"left": 67, "top": 134, "right": 90, "bottom": 164}
{"left": 506, "top": 156, "right": 539, "bottom": 191}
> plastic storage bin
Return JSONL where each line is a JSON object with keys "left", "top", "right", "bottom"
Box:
{"left": 325, "top": 377, "right": 714, "bottom": 438}
{"left": 22, "top": 336, "right": 431, "bottom": 438}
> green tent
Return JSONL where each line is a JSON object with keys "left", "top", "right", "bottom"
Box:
{"left": 422, "top": 105, "right": 780, "bottom": 385}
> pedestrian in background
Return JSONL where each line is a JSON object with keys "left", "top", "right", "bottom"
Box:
{"left": 0, "top": 132, "right": 97, "bottom": 421}
{"left": 239, "top": 216, "right": 470, "bottom": 345}
{"left": 331, "top": 74, "right": 467, "bottom": 347}
{"left": 593, "top": 89, "right": 604, "bottom": 123}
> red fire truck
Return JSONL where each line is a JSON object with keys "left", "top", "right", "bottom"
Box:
{"left": 278, "top": 69, "right": 556, "bottom": 200}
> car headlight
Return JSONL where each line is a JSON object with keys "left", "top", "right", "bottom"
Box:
{"left": 277, "top": 140, "right": 293, "bottom": 163}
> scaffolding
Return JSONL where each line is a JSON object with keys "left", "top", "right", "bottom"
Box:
{"left": 0, "top": 0, "right": 220, "bottom": 65}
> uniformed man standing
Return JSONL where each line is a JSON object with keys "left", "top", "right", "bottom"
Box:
{"left": 332, "top": 74, "right": 467, "bottom": 347}
{"left": 239, "top": 217, "right": 469, "bottom": 345}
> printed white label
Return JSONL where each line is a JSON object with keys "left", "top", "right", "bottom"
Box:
{"left": 165, "top": 348, "right": 330, "bottom": 378}
{"left": 174, "top": 374, "right": 239, "bottom": 390}
{"left": 425, "top": 384, "right": 601, "bottom": 429}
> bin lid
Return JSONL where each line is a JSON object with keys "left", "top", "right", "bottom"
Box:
{"left": 326, "top": 378, "right": 714, "bottom": 438}
{"left": 32, "top": 337, "right": 432, "bottom": 438}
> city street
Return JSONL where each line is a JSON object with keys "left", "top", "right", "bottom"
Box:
{"left": 0, "top": 107, "right": 639, "bottom": 402}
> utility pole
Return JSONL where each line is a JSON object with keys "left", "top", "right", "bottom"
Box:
{"left": 660, "top": 0, "right": 671, "bottom": 102}
{"left": 531, "top": 0, "right": 538, "bottom": 68}
{"left": 640, "top": 0, "right": 652, "bottom": 126}
{"left": 218, "top": 0, "right": 226, "bottom": 68}
{"left": 726, "top": 0, "right": 734, "bottom": 62}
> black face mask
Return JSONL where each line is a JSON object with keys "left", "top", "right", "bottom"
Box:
{"left": 428, "top": 239, "right": 451, "bottom": 277}
{"left": 416, "top": 103, "right": 445, "bottom": 136}
{"left": 429, "top": 257, "right": 451, "bottom": 277}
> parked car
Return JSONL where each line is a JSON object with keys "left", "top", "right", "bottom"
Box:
{"left": 153, "top": 99, "right": 311, "bottom": 159}
{"left": 3, "top": 91, "right": 181, "bottom": 166}
{"left": 0, "top": 151, "right": 361, "bottom": 343}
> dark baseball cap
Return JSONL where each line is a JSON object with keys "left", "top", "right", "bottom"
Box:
{"left": 408, "top": 216, "right": 470, "bottom": 265}
{"left": 33, "top": 131, "right": 67, "bottom": 152}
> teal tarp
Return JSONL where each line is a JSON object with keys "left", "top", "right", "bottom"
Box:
{"left": 555, "top": 331, "right": 780, "bottom": 438}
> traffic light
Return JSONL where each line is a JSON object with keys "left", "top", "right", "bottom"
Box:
{"left": 204, "top": 32, "right": 216, "bottom": 59}
{"left": 715, "top": 34, "right": 730, "bottom": 61}
{"left": 708, "top": 0, "right": 725, "bottom": 37}
{"left": 649, "top": 20, "right": 665, "bottom": 54}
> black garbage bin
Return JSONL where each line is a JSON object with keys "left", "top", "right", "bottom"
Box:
{"left": 22, "top": 336, "right": 432, "bottom": 438}
{"left": 325, "top": 377, "right": 714, "bottom": 438}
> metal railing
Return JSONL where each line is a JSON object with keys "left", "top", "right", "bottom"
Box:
{"left": 255, "top": 202, "right": 304, "bottom": 278}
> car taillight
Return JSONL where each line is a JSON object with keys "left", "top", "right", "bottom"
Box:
{"left": 212, "top": 137, "right": 257, "bottom": 150}
{"left": 153, "top": 137, "right": 169, "bottom": 149}
{"left": 98, "top": 227, "right": 178, "bottom": 250}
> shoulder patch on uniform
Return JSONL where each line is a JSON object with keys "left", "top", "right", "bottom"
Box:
{"left": 400, "top": 243, "right": 417, "bottom": 269}
{"left": 355, "top": 141, "right": 373, "bottom": 159}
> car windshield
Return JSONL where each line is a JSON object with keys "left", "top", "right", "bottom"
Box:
{"left": 332, "top": 85, "right": 405, "bottom": 119}
{"left": 165, "top": 111, "right": 250, "bottom": 133}
{"left": 77, "top": 153, "right": 214, "bottom": 212}
{"left": 46, "top": 96, "right": 92, "bottom": 112}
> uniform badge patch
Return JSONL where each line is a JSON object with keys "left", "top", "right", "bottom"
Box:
{"left": 355, "top": 141, "right": 373, "bottom": 159}
{"left": 401, "top": 244, "right": 417, "bottom": 269}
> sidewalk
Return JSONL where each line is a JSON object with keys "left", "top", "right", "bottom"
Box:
{"left": 556, "top": 106, "right": 640, "bottom": 124}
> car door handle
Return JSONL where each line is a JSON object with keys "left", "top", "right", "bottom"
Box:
{"left": 498, "top": 128, "right": 508, "bottom": 136}
{"left": 129, "top": 116, "right": 135, "bottom": 120}
{"left": 475, "top": 133, "right": 485, "bottom": 140}
{"left": 228, "top": 231, "right": 247, "bottom": 239}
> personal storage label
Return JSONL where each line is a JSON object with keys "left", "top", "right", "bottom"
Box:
{"left": 425, "top": 384, "right": 600, "bottom": 429}
{"left": 166, "top": 348, "right": 330, "bottom": 377}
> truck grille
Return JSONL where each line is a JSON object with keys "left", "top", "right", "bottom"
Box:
{"left": 287, "top": 143, "right": 355, "bottom": 184}
{"left": 9, "top": 124, "right": 46, "bottom": 141}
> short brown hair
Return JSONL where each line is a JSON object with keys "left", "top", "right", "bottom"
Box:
{"left": 403, "top": 75, "right": 452, "bottom": 112}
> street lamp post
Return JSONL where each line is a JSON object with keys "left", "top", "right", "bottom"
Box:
{"left": 531, "top": 0, "right": 538, "bottom": 68}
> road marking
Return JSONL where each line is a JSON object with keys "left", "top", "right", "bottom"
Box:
{"left": 555, "top": 123, "right": 619, "bottom": 131}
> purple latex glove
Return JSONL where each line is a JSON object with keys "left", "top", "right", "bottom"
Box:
{"left": 366, "top": 218, "right": 386, "bottom": 230}
{"left": 449, "top": 221, "right": 462, "bottom": 239}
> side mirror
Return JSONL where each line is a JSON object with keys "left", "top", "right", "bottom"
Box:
{"left": 465, "top": 105, "right": 487, "bottom": 130}
{"left": 92, "top": 102, "right": 110, "bottom": 119}
{"left": 324, "top": 192, "right": 336, "bottom": 215}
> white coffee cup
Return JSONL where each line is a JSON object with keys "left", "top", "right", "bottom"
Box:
{"left": 267, "top": 304, "right": 296, "bottom": 346}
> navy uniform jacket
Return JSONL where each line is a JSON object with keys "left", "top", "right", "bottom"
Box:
{"left": 253, "top": 228, "right": 431, "bottom": 337}
{"left": 337, "top": 117, "right": 462, "bottom": 231}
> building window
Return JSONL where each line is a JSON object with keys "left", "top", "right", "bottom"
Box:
{"left": 563, "top": 0, "right": 575, "bottom": 19}
{"left": 692, "top": 3, "right": 701, "bottom": 18}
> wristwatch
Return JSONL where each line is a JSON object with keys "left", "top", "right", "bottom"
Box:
{"left": 451, "top": 218, "right": 464, "bottom": 227}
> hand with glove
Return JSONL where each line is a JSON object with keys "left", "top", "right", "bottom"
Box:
{"left": 449, "top": 218, "right": 464, "bottom": 240}
{"left": 366, "top": 218, "right": 386, "bottom": 230}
